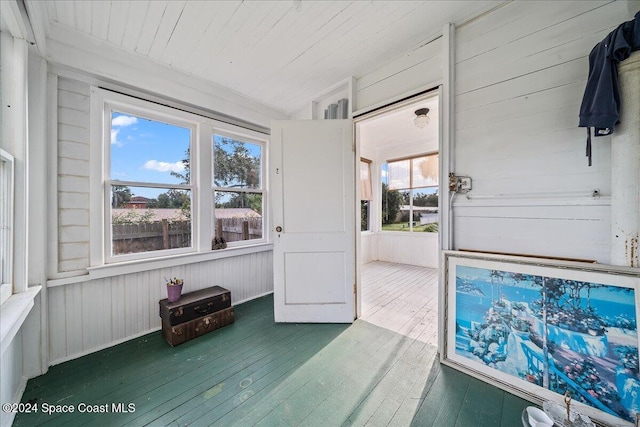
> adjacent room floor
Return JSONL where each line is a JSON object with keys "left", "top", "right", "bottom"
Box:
{"left": 14, "top": 293, "right": 529, "bottom": 426}
{"left": 360, "top": 261, "right": 439, "bottom": 347}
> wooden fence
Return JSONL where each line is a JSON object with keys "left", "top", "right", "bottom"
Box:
{"left": 111, "top": 217, "right": 262, "bottom": 254}
{"left": 112, "top": 219, "right": 191, "bottom": 255}
{"left": 216, "top": 217, "right": 263, "bottom": 242}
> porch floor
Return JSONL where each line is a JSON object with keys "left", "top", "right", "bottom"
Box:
{"left": 15, "top": 295, "right": 529, "bottom": 426}
{"left": 360, "top": 261, "right": 439, "bottom": 347}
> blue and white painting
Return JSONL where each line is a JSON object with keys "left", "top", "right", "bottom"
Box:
{"left": 455, "top": 265, "right": 640, "bottom": 422}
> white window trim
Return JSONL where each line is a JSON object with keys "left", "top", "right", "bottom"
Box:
{"left": 0, "top": 149, "right": 14, "bottom": 306}
{"left": 90, "top": 88, "right": 269, "bottom": 269}
{"left": 382, "top": 153, "right": 439, "bottom": 234}
{"left": 212, "top": 129, "right": 267, "bottom": 249}
{"left": 102, "top": 101, "right": 198, "bottom": 264}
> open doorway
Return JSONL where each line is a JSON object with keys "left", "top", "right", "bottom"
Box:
{"left": 355, "top": 91, "right": 440, "bottom": 347}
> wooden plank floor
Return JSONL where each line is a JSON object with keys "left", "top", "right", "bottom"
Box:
{"left": 361, "top": 261, "right": 439, "bottom": 346}
{"left": 14, "top": 294, "right": 530, "bottom": 426}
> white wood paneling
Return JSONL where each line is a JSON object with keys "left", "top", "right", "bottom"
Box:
{"left": 360, "top": 233, "right": 376, "bottom": 264}
{"left": 449, "top": 1, "right": 636, "bottom": 263}
{"left": 48, "top": 251, "right": 273, "bottom": 364}
{"left": 57, "top": 77, "right": 90, "bottom": 273}
{"left": 28, "top": 0, "right": 502, "bottom": 116}
{"left": 356, "top": 37, "right": 443, "bottom": 112}
{"left": 0, "top": 332, "right": 23, "bottom": 427}
{"left": 376, "top": 233, "right": 439, "bottom": 268}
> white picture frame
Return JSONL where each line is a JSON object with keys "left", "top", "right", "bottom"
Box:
{"left": 440, "top": 251, "right": 640, "bottom": 427}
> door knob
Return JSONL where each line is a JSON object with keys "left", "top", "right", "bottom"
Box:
{"left": 275, "top": 226, "right": 283, "bottom": 232}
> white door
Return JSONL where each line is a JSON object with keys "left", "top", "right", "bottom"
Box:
{"left": 271, "top": 119, "right": 355, "bottom": 323}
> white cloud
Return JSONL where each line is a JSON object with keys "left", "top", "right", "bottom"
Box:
{"left": 112, "top": 115, "right": 138, "bottom": 127}
{"left": 143, "top": 160, "right": 185, "bottom": 173}
{"left": 111, "top": 129, "right": 121, "bottom": 145}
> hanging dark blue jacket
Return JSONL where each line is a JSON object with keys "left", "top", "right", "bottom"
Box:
{"left": 578, "top": 11, "right": 640, "bottom": 165}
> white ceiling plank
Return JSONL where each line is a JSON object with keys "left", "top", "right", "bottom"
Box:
{"left": 54, "top": 0, "right": 75, "bottom": 27}
{"left": 36, "top": 0, "right": 506, "bottom": 116}
{"left": 43, "top": 0, "right": 57, "bottom": 22}
{"left": 90, "top": 1, "right": 110, "bottom": 40}
{"left": 160, "top": 1, "right": 208, "bottom": 67}
{"left": 106, "top": 0, "right": 130, "bottom": 46}
{"left": 147, "top": 0, "right": 187, "bottom": 60}
{"left": 207, "top": 1, "right": 257, "bottom": 58}
{"left": 120, "top": 1, "right": 150, "bottom": 52}
{"left": 134, "top": 0, "right": 168, "bottom": 56}
{"left": 47, "top": 22, "right": 287, "bottom": 126}
{"left": 188, "top": 1, "right": 244, "bottom": 76}
{"left": 73, "top": 0, "right": 91, "bottom": 34}
{"left": 24, "top": 0, "right": 49, "bottom": 54}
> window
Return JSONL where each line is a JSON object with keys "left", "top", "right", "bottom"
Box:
{"left": 95, "top": 89, "right": 268, "bottom": 265}
{"left": 213, "top": 135, "right": 264, "bottom": 244}
{"left": 360, "top": 158, "right": 372, "bottom": 231}
{"left": 0, "top": 149, "right": 14, "bottom": 305}
{"left": 382, "top": 154, "right": 438, "bottom": 232}
{"left": 107, "top": 110, "right": 194, "bottom": 259}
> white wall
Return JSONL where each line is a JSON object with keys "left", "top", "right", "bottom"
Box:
{"left": 43, "top": 69, "right": 276, "bottom": 363}
{"left": 451, "top": 1, "right": 636, "bottom": 263}
{"left": 353, "top": 1, "right": 637, "bottom": 265}
{"left": 355, "top": 36, "right": 442, "bottom": 112}
{"left": 48, "top": 250, "right": 273, "bottom": 364}
{"left": 0, "top": 27, "right": 47, "bottom": 427}
{"left": 56, "top": 77, "right": 90, "bottom": 273}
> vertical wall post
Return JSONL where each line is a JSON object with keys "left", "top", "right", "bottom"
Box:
{"left": 611, "top": 51, "right": 640, "bottom": 267}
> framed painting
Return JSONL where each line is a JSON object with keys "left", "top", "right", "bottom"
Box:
{"left": 441, "top": 251, "right": 640, "bottom": 426}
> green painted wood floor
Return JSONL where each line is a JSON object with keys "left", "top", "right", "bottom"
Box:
{"left": 14, "top": 295, "right": 530, "bottom": 426}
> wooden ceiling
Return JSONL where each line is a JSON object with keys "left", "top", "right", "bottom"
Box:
{"left": 25, "top": 1, "right": 502, "bottom": 116}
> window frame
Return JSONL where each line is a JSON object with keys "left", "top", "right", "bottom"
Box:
{"left": 0, "top": 149, "right": 14, "bottom": 305}
{"left": 382, "top": 152, "right": 439, "bottom": 233}
{"left": 360, "top": 157, "right": 372, "bottom": 232}
{"left": 90, "top": 88, "right": 269, "bottom": 268}
{"left": 102, "top": 101, "right": 198, "bottom": 263}
{"left": 212, "top": 130, "right": 267, "bottom": 248}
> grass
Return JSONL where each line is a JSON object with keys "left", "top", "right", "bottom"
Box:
{"left": 381, "top": 222, "right": 438, "bottom": 232}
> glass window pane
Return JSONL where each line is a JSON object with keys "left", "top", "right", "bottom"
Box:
{"left": 214, "top": 191, "right": 263, "bottom": 242}
{"left": 412, "top": 188, "right": 439, "bottom": 233}
{"left": 360, "top": 160, "right": 372, "bottom": 201}
{"left": 387, "top": 159, "right": 410, "bottom": 190}
{"left": 214, "top": 135, "right": 262, "bottom": 190}
{"left": 361, "top": 200, "right": 370, "bottom": 231}
{"left": 110, "top": 112, "right": 191, "bottom": 185}
{"left": 110, "top": 186, "right": 191, "bottom": 255}
{"left": 412, "top": 155, "right": 438, "bottom": 188}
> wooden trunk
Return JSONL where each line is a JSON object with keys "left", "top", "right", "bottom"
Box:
{"left": 159, "top": 286, "right": 231, "bottom": 326}
{"left": 161, "top": 306, "right": 235, "bottom": 347}
{"left": 159, "top": 286, "right": 234, "bottom": 346}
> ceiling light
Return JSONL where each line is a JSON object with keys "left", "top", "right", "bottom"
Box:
{"left": 414, "top": 108, "right": 430, "bottom": 129}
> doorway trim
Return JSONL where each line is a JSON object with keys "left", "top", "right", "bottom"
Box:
{"left": 353, "top": 86, "right": 447, "bottom": 320}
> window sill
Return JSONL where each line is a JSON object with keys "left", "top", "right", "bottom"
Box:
{"left": 378, "top": 231, "right": 439, "bottom": 237}
{"left": 0, "top": 286, "right": 41, "bottom": 355}
{"left": 47, "top": 243, "right": 274, "bottom": 287}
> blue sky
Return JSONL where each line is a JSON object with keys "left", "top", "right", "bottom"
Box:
{"left": 111, "top": 112, "right": 189, "bottom": 198}
{"left": 110, "top": 112, "right": 261, "bottom": 199}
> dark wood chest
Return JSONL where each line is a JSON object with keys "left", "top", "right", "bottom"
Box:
{"left": 159, "top": 286, "right": 234, "bottom": 346}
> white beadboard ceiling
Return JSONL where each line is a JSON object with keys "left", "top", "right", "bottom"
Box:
{"left": 25, "top": 0, "right": 502, "bottom": 117}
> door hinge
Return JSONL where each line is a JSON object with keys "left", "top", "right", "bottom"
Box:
{"left": 353, "top": 283, "right": 356, "bottom": 294}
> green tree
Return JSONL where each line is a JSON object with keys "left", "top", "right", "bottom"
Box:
{"left": 111, "top": 185, "right": 132, "bottom": 208}
{"left": 214, "top": 137, "right": 260, "bottom": 189}
{"left": 381, "top": 183, "right": 402, "bottom": 224}
{"left": 413, "top": 191, "right": 438, "bottom": 207}
{"left": 171, "top": 148, "right": 190, "bottom": 184}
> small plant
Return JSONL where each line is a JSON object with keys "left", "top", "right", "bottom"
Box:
{"left": 165, "top": 277, "right": 184, "bottom": 286}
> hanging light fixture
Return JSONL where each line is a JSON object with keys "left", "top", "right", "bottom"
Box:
{"left": 414, "top": 108, "right": 430, "bottom": 128}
